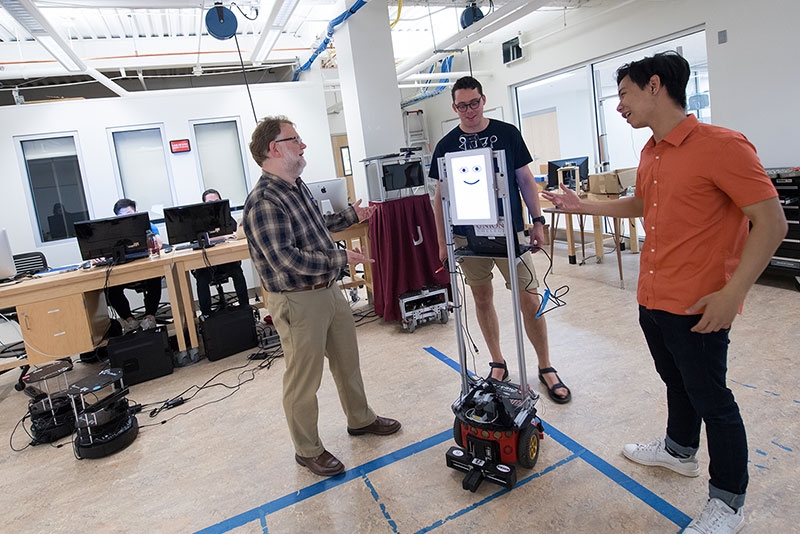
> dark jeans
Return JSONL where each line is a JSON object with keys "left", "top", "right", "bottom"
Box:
{"left": 192, "top": 261, "right": 249, "bottom": 316}
{"left": 638, "top": 306, "right": 748, "bottom": 508}
{"left": 106, "top": 277, "right": 163, "bottom": 319}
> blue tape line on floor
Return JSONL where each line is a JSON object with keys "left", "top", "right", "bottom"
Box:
{"left": 197, "top": 346, "right": 691, "bottom": 532}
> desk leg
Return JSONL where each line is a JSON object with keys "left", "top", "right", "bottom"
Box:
{"left": 628, "top": 218, "right": 640, "bottom": 253}
{"left": 177, "top": 268, "right": 200, "bottom": 351}
{"left": 613, "top": 218, "right": 624, "bottom": 289}
{"left": 549, "top": 212, "right": 557, "bottom": 274}
{"left": 592, "top": 215, "right": 605, "bottom": 262}
{"left": 565, "top": 213, "right": 576, "bottom": 264}
{"left": 164, "top": 263, "right": 188, "bottom": 353}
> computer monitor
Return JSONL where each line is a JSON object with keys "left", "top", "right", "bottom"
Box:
{"left": 74, "top": 212, "right": 151, "bottom": 264}
{"left": 444, "top": 147, "right": 498, "bottom": 226}
{"left": 382, "top": 159, "right": 425, "bottom": 192}
{"left": 305, "top": 179, "right": 349, "bottom": 215}
{"left": 547, "top": 156, "right": 590, "bottom": 191}
{"left": 163, "top": 199, "right": 234, "bottom": 249}
{"left": 0, "top": 228, "right": 16, "bottom": 278}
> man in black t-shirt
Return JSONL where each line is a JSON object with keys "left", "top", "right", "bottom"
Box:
{"left": 430, "top": 76, "right": 571, "bottom": 403}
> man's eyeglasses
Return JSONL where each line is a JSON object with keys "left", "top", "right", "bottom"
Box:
{"left": 274, "top": 136, "right": 303, "bottom": 145}
{"left": 454, "top": 97, "right": 483, "bottom": 112}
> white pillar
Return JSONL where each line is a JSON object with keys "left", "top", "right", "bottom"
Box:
{"left": 334, "top": 0, "right": 406, "bottom": 202}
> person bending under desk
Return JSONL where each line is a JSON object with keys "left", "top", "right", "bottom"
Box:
{"left": 191, "top": 188, "right": 250, "bottom": 317}
{"left": 106, "top": 198, "right": 163, "bottom": 334}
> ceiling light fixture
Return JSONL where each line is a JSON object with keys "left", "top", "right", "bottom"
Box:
{"left": 250, "top": 0, "right": 301, "bottom": 64}
{"left": 0, "top": 0, "right": 87, "bottom": 73}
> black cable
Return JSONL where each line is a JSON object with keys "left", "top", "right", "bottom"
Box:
{"left": 233, "top": 33, "right": 259, "bottom": 124}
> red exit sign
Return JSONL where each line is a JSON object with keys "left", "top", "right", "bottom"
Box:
{"left": 170, "top": 139, "right": 191, "bottom": 153}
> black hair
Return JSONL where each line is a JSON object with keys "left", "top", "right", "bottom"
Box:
{"left": 202, "top": 188, "right": 221, "bottom": 202}
{"left": 113, "top": 198, "right": 136, "bottom": 215}
{"left": 451, "top": 76, "right": 483, "bottom": 101}
{"left": 616, "top": 51, "right": 690, "bottom": 109}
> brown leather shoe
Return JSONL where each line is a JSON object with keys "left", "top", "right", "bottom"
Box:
{"left": 347, "top": 416, "right": 401, "bottom": 436}
{"left": 294, "top": 450, "right": 345, "bottom": 476}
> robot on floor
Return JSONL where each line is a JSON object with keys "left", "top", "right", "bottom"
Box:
{"left": 438, "top": 147, "right": 544, "bottom": 492}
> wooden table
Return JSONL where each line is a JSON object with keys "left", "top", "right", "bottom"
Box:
{"left": 0, "top": 254, "right": 187, "bottom": 368}
{"left": 542, "top": 207, "right": 626, "bottom": 289}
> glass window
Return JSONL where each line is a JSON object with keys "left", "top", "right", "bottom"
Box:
{"left": 593, "top": 30, "right": 709, "bottom": 170}
{"left": 192, "top": 120, "right": 249, "bottom": 208}
{"left": 110, "top": 126, "right": 174, "bottom": 220}
{"left": 19, "top": 136, "right": 90, "bottom": 243}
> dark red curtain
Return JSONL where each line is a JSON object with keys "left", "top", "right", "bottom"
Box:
{"left": 369, "top": 195, "right": 450, "bottom": 321}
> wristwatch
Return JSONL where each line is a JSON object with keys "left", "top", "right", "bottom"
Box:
{"left": 531, "top": 216, "right": 546, "bottom": 226}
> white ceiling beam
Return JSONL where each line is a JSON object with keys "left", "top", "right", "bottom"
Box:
{"left": 250, "top": 0, "right": 301, "bottom": 65}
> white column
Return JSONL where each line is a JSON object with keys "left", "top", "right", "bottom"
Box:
{"left": 334, "top": 0, "right": 405, "bottom": 202}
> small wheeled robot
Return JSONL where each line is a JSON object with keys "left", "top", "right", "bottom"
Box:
{"left": 399, "top": 286, "right": 450, "bottom": 333}
{"left": 447, "top": 377, "right": 543, "bottom": 491}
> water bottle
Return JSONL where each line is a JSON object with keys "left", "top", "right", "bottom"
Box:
{"left": 146, "top": 230, "right": 160, "bottom": 260}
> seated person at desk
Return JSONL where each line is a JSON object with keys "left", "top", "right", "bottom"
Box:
{"left": 191, "top": 188, "right": 249, "bottom": 317}
{"left": 106, "top": 198, "right": 163, "bottom": 333}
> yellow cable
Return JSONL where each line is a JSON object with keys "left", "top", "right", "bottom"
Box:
{"left": 389, "top": 0, "right": 403, "bottom": 29}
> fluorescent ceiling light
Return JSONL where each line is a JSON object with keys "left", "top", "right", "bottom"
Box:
{"left": 249, "top": 0, "right": 301, "bottom": 64}
{"left": 0, "top": 0, "right": 86, "bottom": 72}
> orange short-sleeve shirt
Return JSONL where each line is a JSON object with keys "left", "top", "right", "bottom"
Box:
{"left": 635, "top": 114, "right": 778, "bottom": 315}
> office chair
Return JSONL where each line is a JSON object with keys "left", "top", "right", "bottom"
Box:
{"left": 0, "top": 251, "right": 49, "bottom": 391}
{"left": 209, "top": 271, "right": 233, "bottom": 312}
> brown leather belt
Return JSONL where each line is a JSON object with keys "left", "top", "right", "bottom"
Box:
{"left": 287, "top": 280, "right": 334, "bottom": 292}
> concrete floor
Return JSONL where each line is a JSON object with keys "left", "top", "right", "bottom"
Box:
{"left": 0, "top": 241, "right": 797, "bottom": 533}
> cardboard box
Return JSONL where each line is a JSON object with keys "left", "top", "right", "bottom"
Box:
{"left": 588, "top": 167, "right": 638, "bottom": 194}
{"left": 588, "top": 192, "right": 621, "bottom": 202}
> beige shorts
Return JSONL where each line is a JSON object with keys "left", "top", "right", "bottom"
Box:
{"left": 454, "top": 234, "right": 540, "bottom": 290}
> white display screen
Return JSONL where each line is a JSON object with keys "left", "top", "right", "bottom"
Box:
{"left": 444, "top": 148, "right": 497, "bottom": 226}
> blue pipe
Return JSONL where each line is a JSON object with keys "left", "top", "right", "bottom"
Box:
{"left": 400, "top": 54, "right": 454, "bottom": 108}
{"left": 292, "top": 0, "right": 368, "bottom": 81}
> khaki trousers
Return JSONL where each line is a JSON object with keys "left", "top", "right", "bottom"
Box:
{"left": 267, "top": 285, "right": 376, "bottom": 457}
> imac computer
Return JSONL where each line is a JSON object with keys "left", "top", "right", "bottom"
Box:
{"left": 163, "top": 199, "right": 235, "bottom": 249}
{"left": 547, "top": 156, "right": 590, "bottom": 191}
{"left": 0, "top": 228, "right": 16, "bottom": 279}
{"left": 74, "top": 212, "right": 151, "bottom": 264}
{"left": 306, "top": 179, "right": 349, "bottom": 215}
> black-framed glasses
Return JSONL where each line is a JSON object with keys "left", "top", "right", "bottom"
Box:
{"left": 454, "top": 97, "right": 483, "bottom": 112}
{"left": 274, "top": 136, "right": 303, "bottom": 145}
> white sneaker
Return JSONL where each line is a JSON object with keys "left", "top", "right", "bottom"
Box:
{"left": 139, "top": 315, "right": 157, "bottom": 330}
{"left": 120, "top": 317, "right": 139, "bottom": 334}
{"left": 683, "top": 498, "right": 744, "bottom": 534}
{"left": 622, "top": 438, "right": 700, "bottom": 477}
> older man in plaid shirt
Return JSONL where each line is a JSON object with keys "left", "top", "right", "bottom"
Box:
{"left": 243, "top": 115, "right": 401, "bottom": 477}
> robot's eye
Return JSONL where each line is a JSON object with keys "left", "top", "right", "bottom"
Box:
{"left": 473, "top": 166, "right": 482, "bottom": 173}
{"left": 459, "top": 167, "right": 468, "bottom": 174}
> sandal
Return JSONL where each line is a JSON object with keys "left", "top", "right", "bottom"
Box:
{"left": 488, "top": 360, "right": 509, "bottom": 382}
{"left": 538, "top": 367, "right": 572, "bottom": 404}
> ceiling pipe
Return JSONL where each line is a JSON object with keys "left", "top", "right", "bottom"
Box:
{"left": 396, "top": 0, "right": 547, "bottom": 81}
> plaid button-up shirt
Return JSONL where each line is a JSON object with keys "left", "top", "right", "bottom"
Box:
{"left": 242, "top": 172, "right": 357, "bottom": 292}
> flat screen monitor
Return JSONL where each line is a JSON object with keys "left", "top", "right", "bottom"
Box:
{"left": 444, "top": 147, "right": 498, "bottom": 226}
{"left": 163, "top": 199, "right": 234, "bottom": 249}
{"left": 547, "top": 156, "right": 590, "bottom": 191}
{"left": 0, "top": 228, "right": 15, "bottom": 278}
{"left": 305, "top": 179, "right": 349, "bottom": 215}
{"left": 74, "top": 212, "right": 151, "bottom": 264}
{"left": 382, "top": 159, "right": 425, "bottom": 192}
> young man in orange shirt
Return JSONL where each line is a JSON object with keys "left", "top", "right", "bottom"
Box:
{"left": 543, "top": 52, "right": 786, "bottom": 534}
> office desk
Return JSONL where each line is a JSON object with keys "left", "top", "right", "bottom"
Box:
{"left": 542, "top": 207, "right": 626, "bottom": 289}
{"left": 171, "top": 226, "right": 373, "bottom": 354}
{"left": 0, "top": 255, "right": 187, "bottom": 367}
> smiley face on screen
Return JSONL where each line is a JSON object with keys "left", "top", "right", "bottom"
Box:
{"left": 450, "top": 153, "right": 491, "bottom": 221}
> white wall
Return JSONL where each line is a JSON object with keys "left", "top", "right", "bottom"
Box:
{"left": 0, "top": 68, "right": 334, "bottom": 267}
{"left": 418, "top": 0, "right": 800, "bottom": 168}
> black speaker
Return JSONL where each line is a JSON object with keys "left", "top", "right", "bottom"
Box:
{"left": 200, "top": 306, "right": 258, "bottom": 361}
{"left": 107, "top": 327, "right": 173, "bottom": 386}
